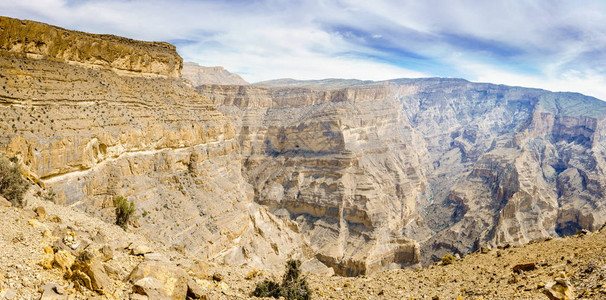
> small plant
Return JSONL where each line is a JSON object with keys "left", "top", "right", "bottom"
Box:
{"left": 0, "top": 156, "right": 29, "bottom": 207}
{"left": 253, "top": 280, "right": 281, "bottom": 298}
{"left": 442, "top": 254, "right": 455, "bottom": 265}
{"left": 42, "top": 188, "right": 56, "bottom": 202}
{"left": 251, "top": 259, "right": 311, "bottom": 300}
{"left": 113, "top": 196, "right": 135, "bottom": 229}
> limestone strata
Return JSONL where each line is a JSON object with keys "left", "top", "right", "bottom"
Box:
{"left": 0, "top": 16, "right": 182, "bottom": 77}
{"left": 0, "top": 16, "right": 304, "bottom": 269}
{"left": 197, "top": 83, "right": 426, "bottom": 275}
{"left": 182, "top": 62, "right": 248, "bottom": 86}
{"left": 202, "top": 77, "right": 606, "bottom": 269}
{"left": 392, "top": 79, "right": 606, "bottom": 264}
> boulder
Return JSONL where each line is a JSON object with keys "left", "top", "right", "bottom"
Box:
{"left": 99, "top": 245, "right": 114, "bottom": 262}
{"left": 39, "top": 283, "right": 68, "bottom": 300}
{"left": 128, "top": 260, "right": 188, "bottom": 300}
{"left": 34, "top": 206, "right": 46, "bottom": 219}
{"left": 543, "top": 273, "right": 575, "bottom": 300}
{"left": 133, "top": 277, "right": 168, "bottom": 299}
{"left": 128, "top": 243, "right": 152, "bottom": 256}
{"left": 72, "top": 251, "right": 113, "bottom": 294}
{"left": 0, "top": 196, "right": 11, "bottom": 207}
{"left": 512, "top": 262, "right": 536, "bottom": 274}
{"left": 53, "top": 250, "right": 75, "bottom": 271}
{"left": 186, "top": 279, "right": 208, "bottom": 299}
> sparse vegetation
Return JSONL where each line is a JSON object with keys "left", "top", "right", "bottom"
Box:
{"left": 113, "top": 196, "right": 135, "bottom": 229}
{"left": 0, "top": 156, "right": 29, "bottom": 207}
{"left": 252, "top": 259, "right": 311, "bottom": 300}
{"left": 42, "top": 188, "right": 56, "bottom": 202}
{"left": 442, "top": 254, "right": 454, "bottom": 265}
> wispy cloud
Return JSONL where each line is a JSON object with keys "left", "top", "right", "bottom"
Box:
{"left": 1, "top": 0, "right": 605, "bottom": 99}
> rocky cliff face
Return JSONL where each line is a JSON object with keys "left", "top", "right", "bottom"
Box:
{"left": 182, "top": 62, "right": 248, "bottom": 86}
{"left": 196, "top": 78, "right": 606, "bottom": 269}
{"left": 0, "top": 17, "right": 182, "bottom": 78}
{"left": 396, "top": 79, "right": 606, "bottom": 264}
{"left": 197, "top": 82, "right": 428, "bottom": 275}
{"left": 4, "top": 15, "right": 605, "bottom": 277}
{"left": 0, "top": 16, "right": 305, "bottom": 269}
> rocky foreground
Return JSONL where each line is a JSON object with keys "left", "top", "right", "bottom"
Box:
{"left": 1, "top": 191, "right": 605, "bottom": 299}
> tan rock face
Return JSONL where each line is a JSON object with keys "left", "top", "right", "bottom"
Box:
{"left": 200, "top": 77, "right": 606, "bottom": 270}
{"left": 394, "top": 78, "right": 606, "bottom": 264}
{"left": 197, "top": 82, "right": 427, "bottom": 275}
{"left": 182, "top": 62, "right": 248, "bottom": 86}
{"left": 0, "top": 17, "right": 182, "bottom": 78}
{"left": 3, "top": 16, "right": 605, "bottom": 276}
{"left": 0, "top": 16, "right": 305, "bottom": 270}
{"left": 129, "top": 260, "right": 188, "bottom": 300}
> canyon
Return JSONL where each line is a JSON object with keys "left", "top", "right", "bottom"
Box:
{"left": 0, "top": 15, "right": 605, "bottom": 298}
{"left": 195, "top": 77, "right": 606, "bottom": 270}
{"left": 0, "top": 16, "right": 306, "bottom": 273}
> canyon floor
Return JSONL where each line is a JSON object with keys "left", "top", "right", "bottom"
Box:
{"left": 1, "top": 188, "right": 605, "bottom": 299}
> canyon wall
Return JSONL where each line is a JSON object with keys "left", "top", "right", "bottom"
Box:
{"left": 0, "top": 16, "right": 305, "bottom": 269}
{"left": 2, "top": 16, "right": 605, "bottom": 276}
{"left": 0, "top": 17, "right": 182, "bottom": 78}
{"left": 197, "top": 82, "right": 428, "bottom": 275}
{"left": 394, "top": 79, "right": 606, "bottom": 263}
{"left": 198, "top": 78, "right": 606, "bottom": 268}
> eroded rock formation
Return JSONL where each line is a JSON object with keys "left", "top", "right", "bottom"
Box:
{"left": 0, "top": 17, "right": 182, "bottom": 78}
{"left": 3, "top": 15, "right": 606, "bottom": 277}
{"left": 196, "top": 82, "right": 429, "bottom": 275}
{"left": 397, "top": 79, "right": 606, "bottom": 264}
{"left": 197, "top": 78, "right": 606, "bottom": 269}
{"left": 0, "top": 16, "right": 305, "bottom": 269}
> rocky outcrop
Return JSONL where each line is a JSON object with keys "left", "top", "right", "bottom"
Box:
{"left": 196, "top": 82, "right": 427, "bottom": 275}
{"left": 129, "top": 260, "right": 188, "bottom": 299}
{"left": 182, "top": 62, "right": 248, "bottom": 86}
{"left": 0, "top": 17, "right": 182, "bottom": 78}
{"left": 0, "top": 16, "right": 305, "bottom": 270}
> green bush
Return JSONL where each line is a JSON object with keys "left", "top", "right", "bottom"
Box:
{"left": 251, "top": 259, "right": 311, "bottom": 300}
{"left": 442, "top": 254, "right": 454, "bottom": 265}
{"left": 114, "top": 196, "right": 135, "bottom": 229}
{"left": 0, "top": 157, "right": 29, "bottom": 207}
{"left": 252, "top": 280, "right": 281, "bottom": 298}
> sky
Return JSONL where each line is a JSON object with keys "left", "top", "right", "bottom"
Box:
{"left": 2, "top": 0, "right": 606, "bottom": 100}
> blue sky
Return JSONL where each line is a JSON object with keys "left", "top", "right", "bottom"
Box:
{"left": 2, "top": 0, "right": 606, "bottom": 99}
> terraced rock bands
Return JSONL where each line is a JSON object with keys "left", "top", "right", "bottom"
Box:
{"left": 1, "top": 16, "right": 606, "bottom": 283}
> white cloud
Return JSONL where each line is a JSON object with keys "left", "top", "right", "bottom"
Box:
{"left": 450, "top": 56, "right": 606, "bottom": 100}
{"left": 0, "top": 0, "right": 605, "bottom": 99}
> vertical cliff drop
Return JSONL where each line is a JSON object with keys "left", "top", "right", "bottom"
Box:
{"left": 0, "top": 16, "right": 306, "bottom": 269}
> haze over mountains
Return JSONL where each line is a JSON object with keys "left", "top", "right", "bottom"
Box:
{"left": 0, "top": 15, "right": 605, "bottom": 299}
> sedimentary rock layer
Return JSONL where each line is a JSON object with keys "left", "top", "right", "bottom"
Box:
{"left": 0, "top": 16, "right": 304, "bottom": 269}
{"left": 0, "top": 16, "right": 182, "bottom": 77}
{"left": 197, "top": 83, "right": 426, "bottom": 275}
{"left": 198, "top": 78, "right": 606, "bottom": 269}
{"left": 394, "top": 78, "right": 606, "bottom": 264}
